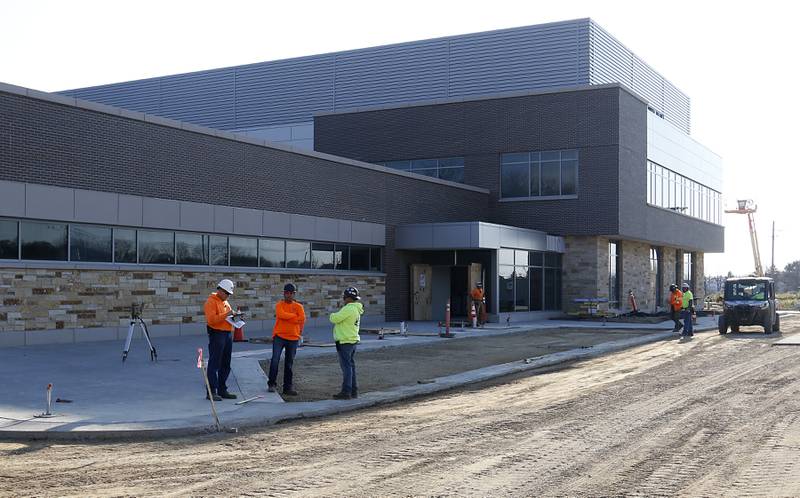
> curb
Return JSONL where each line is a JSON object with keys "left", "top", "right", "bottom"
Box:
{"left": 0, "top": 325, "right": 715, "bottom": 441}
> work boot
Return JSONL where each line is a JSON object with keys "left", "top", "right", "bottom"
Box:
{"left": 206, "top": 393, "right": 222, "bottom": 401}
{"left": 351, "top": 389, "right": 358, "bottom": 399}
{"left": 267, "top": 384, "right": 276, "bottom": 393}
{"left": 218, "top": 391, "right": 237, "bottom": 399}
{"left": 332, "top": 392, "right": 352, "bottom": 400}
{"left": 283, "top": 388, "right": 298, "bottom": 396}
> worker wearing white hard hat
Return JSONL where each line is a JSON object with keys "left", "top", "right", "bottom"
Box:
{"left": 203, "top": 278, "right": 238, "bottom": 401}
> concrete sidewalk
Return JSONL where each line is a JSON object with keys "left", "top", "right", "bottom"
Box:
{"left": 0, "top": 317, "right": 719, "bottom": 440}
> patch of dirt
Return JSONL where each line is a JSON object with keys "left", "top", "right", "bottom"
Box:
{"left": 259, "top": 327, "right": 649, "bottom": 401}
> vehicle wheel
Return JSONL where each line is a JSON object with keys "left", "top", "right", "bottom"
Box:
{"left": 718, "top": 315, "right": 728, "bottom": 335}
{"left": 763, "top": 313, "right": 773, "bottom": 334}
{"left": 773, "top": 313, "right": 781, "bottom": 332}
{"left": 732, "top": 322, "right": 740, "bottom": 333}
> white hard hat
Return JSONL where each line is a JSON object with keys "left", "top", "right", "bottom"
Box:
{"left": 217, "top": 279, "right": 235, "bottom": 295}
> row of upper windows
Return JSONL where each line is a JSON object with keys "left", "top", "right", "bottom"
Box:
{"left": 0, "top": 219, "right": 382, "bottom": 271}
{"left": 647, "top": 161, "right": 721, "bottom": 224}
{"left": 377, "top": 157, "right": 465, "bottom": 183}
{"left": 501, "top": 150, "right": 578, "bottom": 199}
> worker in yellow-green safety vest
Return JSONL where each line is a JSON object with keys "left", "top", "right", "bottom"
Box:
{"left": 680, "top": 282, "right": 694, "bottom": 338}
{"left": 329, "top": 286, "right": 364, "bottom": 400}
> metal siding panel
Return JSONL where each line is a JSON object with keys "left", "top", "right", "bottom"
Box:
{"left": 589, "top": 20, "right": 691, "bottom": 133}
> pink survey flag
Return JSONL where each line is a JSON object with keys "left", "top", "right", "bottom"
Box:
{"left": 197, "top": 348, "right": 203, "bottom": 369}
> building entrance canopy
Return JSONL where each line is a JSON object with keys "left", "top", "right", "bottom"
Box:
{"left": 396, "top": 221, "right": 564, "bottom": 252}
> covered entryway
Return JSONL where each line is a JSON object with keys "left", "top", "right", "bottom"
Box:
{"left": 398, "top": 221, "right": 564, "bottom": 323}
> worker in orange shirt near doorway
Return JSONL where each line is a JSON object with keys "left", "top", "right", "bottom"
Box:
{"left": 470, "top": 282, "right": 486, "bottom": 327}
{"left": 268, "top": 283, "right": 306, "bottom": 396}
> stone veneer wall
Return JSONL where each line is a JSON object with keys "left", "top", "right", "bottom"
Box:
{"left": 562, "top": 236, "right": 607, "bottom": 312}
{"left": 0, "top": 267, "right": 384, "bottom": 334}
{"left": 619, "top": 240, "right": 654, "bottom": 313}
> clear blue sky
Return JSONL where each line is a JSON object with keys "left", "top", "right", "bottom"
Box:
{"left": 1, "top": 0, "right": 795, "bottom": 276}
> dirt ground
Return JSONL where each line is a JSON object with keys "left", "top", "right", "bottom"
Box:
{"left": 260, "top": 327, "right": 647, "bottom": 401}
{"left": 3, "top": 317, "right": 800, "bottom": 497}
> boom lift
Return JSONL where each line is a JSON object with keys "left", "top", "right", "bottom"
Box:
{"left": 724, "top": 199, "right": 764, "bottom": 277}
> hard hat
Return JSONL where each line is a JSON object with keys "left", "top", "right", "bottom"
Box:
{"left": 669, "top": 284, "right": 677, "bottom": 291}
{"left": 343, "top": 286, "right": 360, "bottom": 300}
{"left": 284, "top": 283, "right": 297, "bottom": 293}
{"left": 217, "top": 279, "right": 235, "bottom": 295}
{"left": 682, "top": 282, "right": 690, "bottom": 289}
{"left": 476, "top": 282, "right": 483, "bottom": 288}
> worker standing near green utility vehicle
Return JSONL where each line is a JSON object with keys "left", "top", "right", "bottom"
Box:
{"left": 329, "top": 286, "right": 364, "bottom": 400}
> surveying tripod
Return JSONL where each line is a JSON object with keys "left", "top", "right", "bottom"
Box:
{"left": 122, "top": 303, "right": 158, "bottom": 363}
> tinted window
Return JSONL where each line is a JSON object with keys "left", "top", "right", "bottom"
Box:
{"left": 0, "top": 220, "right": 18, "bottom": 259}
{"left": 350, "top": 246, "right": 370, "bottom": 271}
{"left": 540, "top": 161, "right": 560, "bottom": 196}
{"left": 530, "top": 267, "right": 543, "bottom": 311}
{"left": 335, "top": 245, "right": 349, "bottom": 270}
{"left": 515, "top": 266, "right": 530, "bottom": 311}
{"left": 138, "top": 230, "right": 174, "bottom": 264}
{"left": 176, "top": 232, "right": 209, "bottom": 265}
{"left": 561, "top": 159, "right": 577, "bottom": 195}
{"left": 370, "top": 247, "right": 382, "bottom": 271}
{"left": 439, "top": 167, "right": 464, "bottom": 183}
{"left": 209, "top": 235, "right": 228, "bottom": 266}
{"left": 229, "top": 237, "right": 257, "bottom": 267}
{"left": 499, "top": 266, "right": 514, "bottom": 312}
{"left": 312, "top": 243, "right": 335, "bottom": 269}
{"left": 114, "top": 228, "right": 137, "bottom": 263}
{"left": 70, "top": 224, "right": 112, "bottom": 262}
{"left": 501, "top": 162, "right": 528, "bottom": 198}
{"left": 259, "top": 239, "right": 285, "bottom": 268}
{"left": 286, "top": 241, "right": 311, "bottom": 269}
{"left": 21, "top": 221, "right": 67, "bottom": 261}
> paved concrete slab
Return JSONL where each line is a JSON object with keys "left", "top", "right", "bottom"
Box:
{"left": 0, "top": 317, "right": 719, "bottom": 439}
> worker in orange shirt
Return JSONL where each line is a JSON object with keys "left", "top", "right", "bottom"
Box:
{"left": 470, "top": 282, "right": 486, "bottom": 327}
{"left": 267, "top": 283, "right": 306, "bottom": 396}
{"left": 668, "top": 283, "right": 684, "bottom": 333}
{"left": 204, "top": 279, "right": 237, "bottom": 401}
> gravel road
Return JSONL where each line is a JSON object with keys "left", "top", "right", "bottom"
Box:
{"left": 2, "top": 316, "right": 800, "bottom": 497}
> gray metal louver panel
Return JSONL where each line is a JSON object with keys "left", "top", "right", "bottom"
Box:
{"left": 61, "top": 78, "right": 162, "bottom": 114}
{"left": 158, "top": 69, "right": 235, "bottom": 129}
{"left": 589, "top": 20, "right": 690, "bottom": 133}
{"left": 333, "top": 41, "right": 449, "bottom": 110}
{"left": 449, "top": 20, "right": 590, "bottom": 96}
{"left": 235, "top": 55, "right": 335, "bottom": 129}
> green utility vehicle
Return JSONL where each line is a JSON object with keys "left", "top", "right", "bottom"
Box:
{"left": 718, "top": 277, "right": 779, "bottom": 334}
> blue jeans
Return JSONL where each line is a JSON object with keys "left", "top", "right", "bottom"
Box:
{"left": 207, "top": 327, "right": 233, "bottom": 394}
{"left": 268, "top": 336, "right": 299, "bottom": 390}
{"left": 681, "top": 309, "right": 694, "bottom": 335}
{"left": 336, "top": 342, "right": 358, "bottom": 394}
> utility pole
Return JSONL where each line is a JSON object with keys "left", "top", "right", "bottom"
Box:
{"left": 771, "top": 221, "right": 775, "bottom": 275}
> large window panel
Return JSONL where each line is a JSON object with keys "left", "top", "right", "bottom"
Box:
{"left": 286, "top": 241, "right": 311, "bottom": 269}
{"left": 259, "top": 238, "right": 285, "bottom": 268}
{"left": 0, "top": 220, "right": 19, "bottom": 259}
{"left": 530, "top": 267, "right": 544, "bottom": 311}
{"left": 545, "top": 268, "right": 558, "bottom": 310}
{"left": 499, "top": 266, "right": 515, "bottom": 313}
{"left": 114, "top": 228, "right": 136, "bottom": 263}
{"left": 70, "top": 224, "right": 112, "bottom": 262}
{"left": 209, "top": 235, "right": 228, "bottom": 266}
{"left": 138, "top": 230, "right": 174, "bottom": 264}
{"left": 540, "top": 160, "right": 560, "bottom": 196}
{"left": 335, "top": 245, "right": 350, "bottom": 270}
{"left": 370, "top": 247, "right": 382, "bottom": 271}
{"left": 350, "top": 246, "right": 370, "bottom": 271}
{"left": 21, "top": 221, "right": 67, "bottom": 261}
{"left": 561, "top": 159, "right": 577, "bottom": 195}
{"left": 438, "top": 167, "right": 464, "bottom": 183}
{"left": 311, "top": 243, "right": 335, "bottom": 269}
{"left": 501, "top": 162, "right": 529, "bottom": 198}
{"left": 514, "top": 266, "right": 530, "bottom": 311}
{"left": 176, "top": 232, "right": 209, "bottom": 265}
{"left": 229, "top": 237, "right": 258, "bottom": 267}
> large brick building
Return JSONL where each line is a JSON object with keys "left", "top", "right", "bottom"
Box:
{"left": 0, "top": 19, "right": 722, "bottom": 345}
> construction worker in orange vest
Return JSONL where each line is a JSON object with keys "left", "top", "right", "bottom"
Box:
{"left": 668, "top": 283, "right": 683, "bottom": 333}
{"left": 267, "top": 283, "right": 306, "bottom": 396}
{"left": 203, "top": 279, "right": 238, "bottom": 401}
{"left": 470, "top": 282, "right": 486, "bottom": 327}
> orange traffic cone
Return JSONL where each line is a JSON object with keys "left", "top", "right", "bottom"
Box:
{"left": 470, "top": 303, "right": 477, "bottom": 328}
{"left": 233, "top": 325, "right": 246, "bottom": 342}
